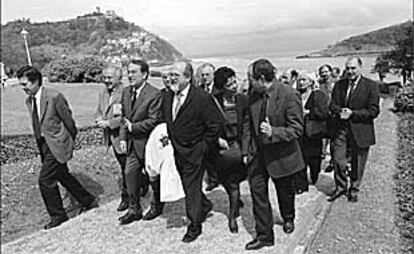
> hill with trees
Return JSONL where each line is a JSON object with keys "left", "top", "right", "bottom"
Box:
{"left": 297, "top": 21, "right": 412, "bottom": 58}
{"left": 1, "top": 9, "right": 183, "bottom": 74}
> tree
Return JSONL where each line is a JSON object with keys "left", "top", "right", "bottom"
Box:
{"left": 373, "top": 22, "right": 413, "bottom": 84}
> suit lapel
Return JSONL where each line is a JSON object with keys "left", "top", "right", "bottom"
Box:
{"left": 131, "top": 83, "right": 148, "bottom": 115}
{"left": 105, "top": 85, "right": 122, "bottom": 115}
{"left": 349, "top": 76, "right": 364, "bottom": 105}
{"left": 165, "top": 90, "right": 173, "bottom": 123}
{"left": 40, "top": 88, "right": 48, "bottom": 123}
{"left": 250, "top": 93, "right": 262, "bottom": 136}
{"left": 102, "top": 89, "right": 111, "bottom": 114}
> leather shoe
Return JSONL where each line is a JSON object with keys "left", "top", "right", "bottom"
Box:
{"left": 119, "top": 211, "right": 143, "bottom": 225}
{"left": 283, "top": 221, "right": 295, "bottom": 234}
{"left": 79, "top": 198, "right": 98, "bottom": 215}
{"left": 182, "top": 232, "right": 201, "bottom": 243}
{"left": 143, "top": 207, "right": 163, "bottom": 221}
{"left": 228, "top": 218, "right": 238, "bottom": 233}
{"left": 44, "top": 216, "right": 69, "bottom": 230}
{"left": 327, "top": 189, "right": 345, "bottom": 202}
{"left": 348, "top": 192, "right": 358, "bottom": 202}
{"left": 245, "top": 239, "right": 274, "bottom": 250}
{"left": 117, "top": 200, "right": 129, "bottom": 212}
{"left": 205, "top": 183, "right": 219, "bottom": 192}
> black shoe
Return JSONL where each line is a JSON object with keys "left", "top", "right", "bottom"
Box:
{"left": 182, "top": 232, "right": 201, "bottom": 243}
{"left": 140, "top": 184, "right": 149, "bottom": 197}
{"left": 283, "top": 221, "right": 295, "bottom": 234}
{"left": 205, "top": 183, "right": 219, "bottom": 192}
{"left": 44, "top": 216, "right": 69, "bottom": 230}
{"left": 327, "top": 189, "right": 346, "bottom": 202}
{"left": 348, "top": 191, "right": 358, "bottom": 202}
{"left": 245, "top": 239, "right": 274, "bottom": 250}
{"left": 117, "top": 199, "right": 129, "bottom": 212}
{"left": 201, "top": 203, "right": 213, "bottom": 222}
{"left": 228, "top": 218, "right": 238, "bottom": 233}
{"left": 143, "top": 207, "right": 163, "bottom": 221}
{"left": 119, "top": 210, "right": 143, "bottom": 225}
{"left": 79, "top": 198, "right": 98, "bottom": 215}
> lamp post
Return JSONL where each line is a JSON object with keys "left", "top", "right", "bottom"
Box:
{"left": 20, "top": 29, "right": 32, "bottom": 66}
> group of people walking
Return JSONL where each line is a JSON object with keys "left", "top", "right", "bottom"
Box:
{"left": 17, "top": 55, "right": 379, "bottom": 250}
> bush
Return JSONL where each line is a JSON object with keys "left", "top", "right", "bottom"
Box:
{"left": 43, "top": 56, "right": 105, "bottom": 83}
{"left": 394, "top": 81, "right": 414, "bottom": 112}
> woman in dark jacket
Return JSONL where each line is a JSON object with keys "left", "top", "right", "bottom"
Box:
{"left": 212, "top": 66, "right": 250, "bottom": 233}
{"left": 295, "top": 72, "right": 329, "bottom": 193}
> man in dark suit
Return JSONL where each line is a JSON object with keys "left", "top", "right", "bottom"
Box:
{"left": 17, "top": 66, "right": 97, "bottom": 230}
{"left": 162, "top": 61, "right": 221, "bottom": 243}
{"left": 328, "top": 56, "right": 380, "bottom": 202}
{"left": 197, "top": 62, "right": 220, "bottom": 192}
{"left": 118, "top": 59, "right": 163, "bottom": 225}
{"left": 244, "top": 59, "right": 305, "bottom": 251}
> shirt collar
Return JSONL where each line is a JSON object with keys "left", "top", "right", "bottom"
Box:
{"left": 34, "top": 86, "right": 43, "bottom": 101}
{"left": 177, "top": 83, "right": 191, "bottom": 97}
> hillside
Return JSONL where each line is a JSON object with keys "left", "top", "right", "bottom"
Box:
{"left": 1, "top": 10, "right": 183, "bottom": 72}
{"left": 297, "top": 21, "right": 412, "bottom": 58}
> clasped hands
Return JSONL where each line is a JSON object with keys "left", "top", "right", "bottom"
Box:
{"left": 340, "top": 108, "right": 352, "bottom": 120}
{"left": 95, "top": 117, "right": 110, "bottom": 128}
{"left": 260, "top": 117, "right": 273, "bottom": 138}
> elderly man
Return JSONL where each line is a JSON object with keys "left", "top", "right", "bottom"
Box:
{"left": 118, "top": 59, "right": 163, "bottom": 225}
{"left": 328, "top": 56, "right": 380, "bottom": 203}
{"left": 245, "top": 59, "right": 304, "bottom": 250}
{"left": 162, "top": 61, "right": 220, "bottom": 243}
{"left": 94, "top": 65, "right": 151, "bottom": 212}
{"left": 17, "top": 66, "right": 97, "bottom": 229}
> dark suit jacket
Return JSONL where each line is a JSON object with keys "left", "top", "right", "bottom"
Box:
{"left": 304, "top": 90, "right": 329, "bottom": 138}
{"left": 163, "top": 85, "right": 221, "bottom": 167}
{"left": 214, "top": 92, "right": 250, "bottom": 156}
{"left": 248, "top": 81, "right": 305, "bottom": 179}
{"left": 94, "top": 84, "right": 124, "bottom": 154}
{"left": 120, "top": 82, "right": 163, "bottom": 159}
{"left": 330, "top": 75, "right": 380, "bottom": 148}
{"left": 26, "top": 87, "right": 77, "bottom": 163}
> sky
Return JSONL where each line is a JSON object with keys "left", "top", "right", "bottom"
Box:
{"left": 2, "top": 0, "right": 412, "bottom": 57}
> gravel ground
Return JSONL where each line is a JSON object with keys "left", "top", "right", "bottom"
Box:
{"left": 308, "top": 99, "right": 402, "bottom": 254}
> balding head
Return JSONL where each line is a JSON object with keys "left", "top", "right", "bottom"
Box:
{"left": 345, "top": 56, "right": 363, "bottom": 80}
{"left": 102, "top": 64, "right": 123, "bottom": 90}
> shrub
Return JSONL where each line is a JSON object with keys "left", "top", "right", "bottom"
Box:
{"left": 43, "top": 56, "right": 105, "bottom": 83}
{"left": 394, "top": 81, "right": 414, "bottom": 112}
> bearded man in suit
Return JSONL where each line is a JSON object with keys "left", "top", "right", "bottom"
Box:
{"left": 17, "top": 66, "right": 97, "bottom": 230}
{"left": 118, "top": 59, "right": 163, "bottom": 225}
{"left": 162, "top": 61, "right": 221, "bottom": 243}
{"left": 244, "top": 59, "right": 304, "bottom": 251}
{"left": 328, "top": 56, "right": 380, "bottom": 203}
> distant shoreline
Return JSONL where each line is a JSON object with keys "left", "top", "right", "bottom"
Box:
{"left": 296, "top": 51, "right": 383, "bottom": 59}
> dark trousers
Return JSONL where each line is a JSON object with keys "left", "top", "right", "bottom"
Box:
{"left": 38, "top": 138, "right": 94, "bottom": 220}
{"left": 204, "top": 148, "right": 219, "bottom": 185}
{"left": 125, "top": 148, "right": 144, "bottom": 213}
{"left": 113, "top": 149, "right": 128, "bottom": 201}
{"left": 248, "top": 154, "right": 295, "bottom": 243}
{"left": 175, "top": 153, "right": 212, "bottom": 236}
{"left": 332, "top": 128, "right": 370, "bottom": 192}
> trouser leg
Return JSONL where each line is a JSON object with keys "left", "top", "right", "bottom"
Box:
{"left": 223, "top": 181, "right": 241, "bottom": 219}
{"left": 331, "top": 128, "right": 349, "bottom": 191}
{"left": 114, "top": 150, "right": 128, "bottom": 201}
{"left": 125, "top": 151, "right": 143, "bottom": 213}
{"left": 272, "top": 174, "right": 295, "bottom": 222}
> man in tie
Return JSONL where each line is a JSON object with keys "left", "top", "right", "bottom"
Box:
{"left": 197, "top": 62, "right": 220, "bottom": 191}
{"left": 118, "top": 59, "right": 163, "bottom": 225}
{"left": 17, "top": 66, "right": 97, "bottom": 230}
{"left": 162, "top": 61, "right": 220, "bottom": 243}
{"left": 328, "top": 56, "right": 380, "bottom": 202}
{"left": 244, "top": 59, "right": 304, "bottom": 250}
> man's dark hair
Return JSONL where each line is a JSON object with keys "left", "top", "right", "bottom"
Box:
{"left": 252, "top": 59, "right": 275, "bottom": 82}
{"left": 318, "top": 64, "right": 332, "bottom": 73}
{"left": 130, "top": 59, "right": 149, "bottom": 78}
{"left": 16, "top": 66, "right": 43, "bottom": 86}
{"left": 214, "top": 66, "right": 236, "bottom": 90}
{"left": 183, "top": 62, "right": 194, "bottom": 85}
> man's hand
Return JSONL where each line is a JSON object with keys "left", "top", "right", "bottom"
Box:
{"left": 218, "top": 137, "right": 229, "bottom": 149}
{"left": 242, "top": 155, "right": 248, "bottom": 165}
{"left": 120, "top": 140, "right": 127, "bottom": 154}
{"left": 340, "top": 108, "right": 353, "bottom": 120}
{"left": 260, "top": 117, "right": 273, "bottom": 138}
{"left": 123, "top": 118, "right": 132, "bottom": 132}
{"left": 303, "top": 109, "right": 310, "bottom": 115}
{"left": 96, "top": 119, "right": 110, "bottom": 128}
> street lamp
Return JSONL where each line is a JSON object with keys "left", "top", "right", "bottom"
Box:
{"left": 20, "top": 28, "right": 32, "bottom": 66}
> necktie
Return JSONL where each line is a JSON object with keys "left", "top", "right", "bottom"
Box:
{"left": 173, "top": 93, "right": 183, "bottom": 121}
{"left": 30, "top": 96, "right": 41, "bottom": 140}
{"left": 259, "top": 93, "right": 268, "bottom": 124}
{"left": 346, "top": 80, "right": 356, "bottom": 106}
{"left": 131, "top": 87, "right": 137, "bottom": 110}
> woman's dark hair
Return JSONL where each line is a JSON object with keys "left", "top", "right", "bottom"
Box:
{"left": 213, "top": 66, "right": 236, "bottom": 90}
{"left": 16, "top": 66, "right": 43, "bottom": 86}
